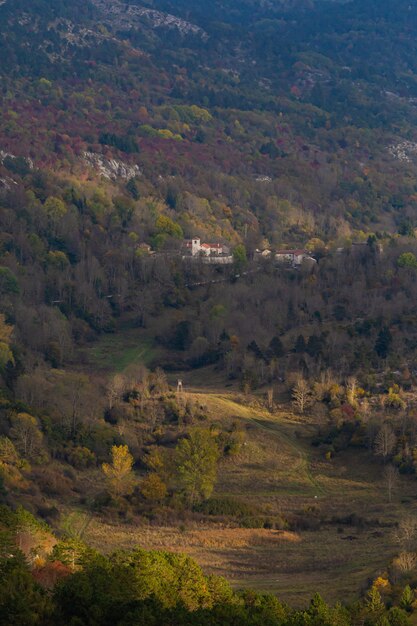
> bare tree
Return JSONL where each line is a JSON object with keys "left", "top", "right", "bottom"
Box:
{"left": 383, "top": 464, "right": 399, "bottom": 503}
{"left": 374, "top": 424, "right": 396, "bottom": 462}
{"left": 394, "top": 517, "right": 417, "bottom": 551}
{"left": 292, "top": 377, "right": 312, "bottom": 414}
{"left": 107, "top": 374, "right": 127, "bottom": 410}
{"left": 150, "top": 367, "right": 169, "bottom": 394}
{"left": 346, "top": 376, "right": 358, "bottom": 407}
{"left": 267, "top": 387, "right": 274, "bottom": 411}
{"left": 10, "top": 413, "right": 43, "bottom": 460}
{"left": 360, "top": 397, "right": 371, "bottom": 423}
{"left": 392, "top": 551, "right": 417, "bottom": 575}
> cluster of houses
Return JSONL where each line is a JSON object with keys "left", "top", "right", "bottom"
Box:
{"left": 139, "top": 235, "right": 317, "bottom": 268}
{"left": 182, "top": 237, "right": 234, "bottom": 264}
{"left": 256, "top": 248, "right": 316, "bottom": 267}
{"left": 181, "top": 238, "right": 316, "bottom": 267}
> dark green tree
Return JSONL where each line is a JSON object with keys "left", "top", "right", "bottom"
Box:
{"left": 375, "top": 327, "right": 392, "bottom": 359}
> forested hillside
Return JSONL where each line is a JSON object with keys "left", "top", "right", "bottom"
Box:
{"left": 3, "top": 0, "right": 417, "bottom": 623}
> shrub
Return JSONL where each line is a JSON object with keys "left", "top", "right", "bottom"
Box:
{"left": 66, "top": 446, "right": 96, "bottom": 469}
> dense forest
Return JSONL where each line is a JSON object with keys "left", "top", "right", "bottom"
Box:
{"left": 2, "top": 0, "right": 417, "bottom": 623}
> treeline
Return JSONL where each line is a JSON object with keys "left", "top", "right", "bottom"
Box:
{"left": 0, "top": 506, "right": 413, "bottom": 626}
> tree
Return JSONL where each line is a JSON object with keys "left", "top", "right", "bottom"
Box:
{"left": 374, "top": 425, "right": 396, "bottom": 462}
{"left": 306, "top": 334, "right": 323, "bottom": 358}
{"left": 155, "top": 214, "right": 183, "bottom": 239}
{"left": 55, "top": 372, "right": 91, "bottom": 439}
{"left": 60, "top": 512, "right": 93, "bottom": 543}
{"left": 294, "top": 335, "right": 306, "bottom": 353}
{"left": 365, "top": 585, "right": 385, "bottom": 616}
{"left": 384, "top": 464, "right": 399, "bottom": 503}
{"left": 346, "top": 377, "right": 358, "bottom": 407}
{"left": 140, "top": 473, "right": 167, "bottom": 503}
{"left": 269, "top": 336, "right": 285, "bottom": 358}
{"left": 375, "top": 327, "right": 392, "bottom": 359}
{"left": 0, "top": 438, "right": 22, "bottom": 467}
{"left": 0, "top": 268, "right": 19, "bottom": 295}
{"left": 392, "top": 551, "right": 417, "bottom": 574}
{"left": 102, "top": 445, "right": 136, "bottom": 497}
{"left": 0, "top": 438, "right": 29, "bottom": 488}
{"left": 0, "top": 315, "right": 14, "bottom": 372}
{"left": 397, "top": 252, "right": 417, "bottom": 269}
{"left": 247, "top": 340, "right": 264, "bottom": 361}
{"left": 394, "top": 517, "right": 417, "bottom": 551}
{"left": 9, "top": 413, "right": 44, "bottom": 460}
{"left": 106, "top": 374, "right": 127, "bottom": 410}
{"left": 0, "top": 315, "right": 13, "bottom": 346}
{"left": 292, "top": 378, "right": 312, "bottom": 414}
{"left": 387, "top": 607, "right": 410, "bottom": 626}
{"left": 267, "top": 388, "right": 274, "bottom": 411}
{"left": 44, "top": 196, "right": 67, "bottom": 221}
{"left": 0, "top": 552, "right": 52, "bottom": 625}
{"left": 303, "top": 592, "right": 350, "bottom": 626}
{"left": 0, "top": 344, "right": 14, "bottom": 373}
{"left": 399, "top": 585, "right": 414, "bottom": 612}
{"left": 175, "top": 429, "right": 219, "bottom": 505}
{"left": 233, "top": 244, "right": 247, "bottom": 267}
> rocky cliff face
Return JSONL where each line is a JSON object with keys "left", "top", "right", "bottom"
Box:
{"left": 90, "top": 0, "right": 208, "bottom": 39}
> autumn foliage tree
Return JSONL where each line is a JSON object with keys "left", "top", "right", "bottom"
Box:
{"left": 102, "top": 445, "right": 136, "bottom": 497}
{"left": 140, "top": 473, "right": 168, "bottom": 503}
{"left": 0, "top": 315, "right": 14, "bottom": 373}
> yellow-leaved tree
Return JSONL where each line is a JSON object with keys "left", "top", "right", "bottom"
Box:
{"left": 0, "top": 314, "right": 14, "bottom": 371}
{"left": 102, "top": 445, "right": 136, "bottom": 497}
{"left": 0, "top": 436, "right": 30, "bottom": 488}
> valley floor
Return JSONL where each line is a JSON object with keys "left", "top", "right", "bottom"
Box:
{"left": 83, "top": 389, "right": 417, "bottom": 606}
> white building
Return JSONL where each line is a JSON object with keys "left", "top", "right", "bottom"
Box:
{"left": 183, "top": 238, "right": 230, "bottom": 257}
{"left": 275, "top": 249, "right": 315, "bottom": 267}
{"left": 255, "top": 248, "right": 272, "bottom": 259}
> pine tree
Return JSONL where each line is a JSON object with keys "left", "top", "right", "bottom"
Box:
{"left": 294, "top": 335, "right": 306, "bottom": 353}
{"left": 269, "top": 336, "right": 285, "bottom": 358}
{"left": 365, "top": 585, "right": 385, "bottom": 615}
{"left": 399, "top": 584, "right": 414, "bottom": 612}
{"left": 375, "top": 327, "right": 392, "bottom": 359}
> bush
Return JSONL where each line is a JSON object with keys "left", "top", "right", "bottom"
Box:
{"left": 66, "top": 446, "right": 96, "bottom": 469}
{"left": 194, "top": 496, "right": 264, "bottom": 528}
{"left": 31, "top": 467, "right": 73, "bottom": 497}
{"left": 37, "top": 505, "right": 60, "bottom": 523}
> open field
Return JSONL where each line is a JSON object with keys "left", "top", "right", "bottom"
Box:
{"left": 84, "top": 388, "right": 417, "bottom": 606}
{"left": 83, "top": 328, "right": 159, "bottom": 372}
{"left": 85, "top": 520, "right": 396, "bottom": 606}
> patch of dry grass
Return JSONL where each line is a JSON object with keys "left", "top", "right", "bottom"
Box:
{"left": 84, "top": 519, "right": 396, "bottom": 606}
{"left": 80, "top": 389, "right": 417, "bottom": 606}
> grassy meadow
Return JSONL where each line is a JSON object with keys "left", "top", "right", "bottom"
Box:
{"left": 82, "top": 382, "right": 417, "bottom": 607}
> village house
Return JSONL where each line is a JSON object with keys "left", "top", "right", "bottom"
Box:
{"left": 275, "top": 249, "right": 316, "bottom": 267}
{"left": 255, "top": 248, "right": 272, "bottom": 259}
{"left": 183, "top": 237, "right": 230, "bottom": 257}
{"left": 138, "top": 243, "right": 153, "bottom": 254}
{"left": 182, "top": 237, "right": 233, "bottom": 264}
